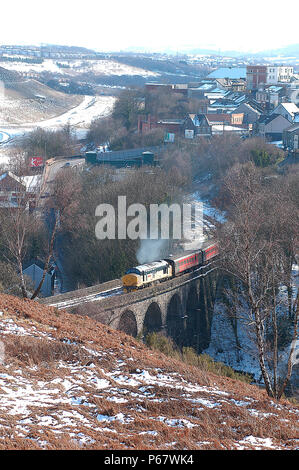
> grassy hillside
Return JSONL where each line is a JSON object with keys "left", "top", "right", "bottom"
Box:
{"left": 0, "top": 293, "right": 298, "bottom": 450}
{"left": 0, "top": 68, "right": 83, "bottom": 125}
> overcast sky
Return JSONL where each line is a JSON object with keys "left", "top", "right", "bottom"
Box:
{"left": 2, "top": 0, "right": 298, "bottom": 53}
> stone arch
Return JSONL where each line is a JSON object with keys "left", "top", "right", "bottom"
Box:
{"left": 166, "top": 293, "right": 184, "bottom": 346}
{"left": 118, "top": 309, "right": 138, "bottom": 337}
{"left": 186, "top": 284, "right": 199, "bottom": 310}
{"left": 196, "top": 277, "right": 213, "bottom": 351}
{"left": 143, "top": 302, "right": 163, "bottom": 335}
{"left": 185, "top": 284, "right": 202, "bottom": 351}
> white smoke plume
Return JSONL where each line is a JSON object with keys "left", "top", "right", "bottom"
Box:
{"left": 136, "top": 239, "right": 170, "bottom": 264}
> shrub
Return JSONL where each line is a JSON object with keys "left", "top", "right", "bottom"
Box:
{"left": 145, "top": 332, "right": 252, "bottom": 384}
{"left": 145, "top": 332, "right": 180, "bottom": 359}
{"left": 3, "top": 335, "right": 88, "bottom": 366}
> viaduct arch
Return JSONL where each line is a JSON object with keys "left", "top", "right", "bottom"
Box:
{"left": 101, "top": 266, "right": 219, "bottom": 353}
{"left": 42, "top": 262, "right": 220, "bottom": 352}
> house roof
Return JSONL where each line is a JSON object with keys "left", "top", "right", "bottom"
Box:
{"left": 258, "top": 113, "right": 290, "bottom": 125}
{"left": 267, "top": 85, "right": 284, "bottom": 93}
{"left": 194, "top": 83, "right": 215, "bottom": 91}
{"left": 273, "top": 102, "right": 299, "bottom": 117}
{"left": 216, "top": 78, "right": 245, "bottom": 87}
{"left": 206, "top": 114, "right": 231, "bottom": 123}
{"left": 95, "top": 146, "right": 162, "bottom": 162}
{"left": 212, "top": 124, "right": 247, "bottom": 133}
{"left": 208, "top": 93, "right": 248, "bottom": 111}
{"left": 188, "top": 114, "right": 211, "bottom": 127}
{"left": 157, "top": 119, "right": 185, "bottom": 125}
{"left": 207, "top": 67, "right": 247, "bottom": 79}
{"left": 235, "top": 101, "right": 263, "bottom": 115}
{"left": 0, "top": 200, "right": 19, "bottom": 208}
{"left": 23, "top": 257, "right": 56, "bottom": 274}
{"left": 0, "top": 171, "right": 26, "bottom": 186}
{"left": 284, "top": 122, "right": 299, "bottom": 133}
{"left": 0, "top": 172, "right": 42, "bottom": 195}
{"left": 21, "top": 175, "right": 42, "bottom": 193}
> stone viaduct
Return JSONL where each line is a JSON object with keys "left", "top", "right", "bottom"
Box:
{"left": 42, "top": 262, "right": 221, "bottom": 353}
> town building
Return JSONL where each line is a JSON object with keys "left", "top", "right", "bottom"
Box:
{"left": 255, "top": 113, "right": 291, "bottom": 141}
{"left": 232, "top": 102, "right": 263, "bottom": 126}
{"left": 282, "top": 122, "right": 299, "bottom": 152}
{"left": 0, "top": 172, "right": 27, "bottom": 208}
{"left": 285, "top": 80, "right": 299, "bottom": 105}
{"left": 215, "top": 78, "right": 246, "bottom": 92}
{"left": 270, "top": 102, "right": 299, "bottom": 122}
{"left": 247, "top": 65, "right": 294, "bottom": 90}
{"left": 255, "top": 85, "right": 286, "bottom": 109}
{"left": 267, "top": 66, "right": 293, "bottom": 84}
{"left": 184, "top": 114, "right": 212, "bottom": 137}
{"left": 137, "top": 115, "right": 186, "bottom": 136}
{"left": 246, "top": 66, "right": 268, "bottom": 90}
{"left": 23, "top": 258, "right": 56, "bottom": 297}
{"left": 0, "top": 172, "right": 41, "bottom": 209}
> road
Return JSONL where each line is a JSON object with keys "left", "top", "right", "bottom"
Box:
{"left": 0, "top": 131, "right": 10, "bottom": 144}
{"left": 42, "top": 157, "right": 85, "bottom": 192}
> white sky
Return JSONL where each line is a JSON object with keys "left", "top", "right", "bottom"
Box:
{"left": 1, "top": 0, "right": 298, "bottom": 53}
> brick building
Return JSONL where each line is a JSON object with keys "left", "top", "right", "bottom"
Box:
{"left": 246, "top": 66, "right": 268, "bottom": 90}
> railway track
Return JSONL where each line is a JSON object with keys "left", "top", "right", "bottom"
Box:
{"left": 43, "top": 260, "right": 218, "bottom": 311}
{"left": 45, "top": 286, "right": 124, "bottom": 310}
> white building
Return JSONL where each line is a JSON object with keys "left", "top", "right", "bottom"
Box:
{"left": 267, "top": 66, "right": 294, "bottom": 84}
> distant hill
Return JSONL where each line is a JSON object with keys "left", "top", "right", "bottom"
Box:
{"left": 0, "top": 67, "right": 82, "bottom": 126}
{"left": 41, "top": 43, "right": 96, "bottom": 54}
{"left": 0, "top": 66, "right": 22, "bottom": 83}
{"left": 255, "top": 44, "right": 299, "bottom": 58}
{"left": 155, "top": 43, "right": 299, "bottom": 59}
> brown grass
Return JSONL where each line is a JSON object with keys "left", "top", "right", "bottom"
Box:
{"left": 0, "top": 293, "right": 298, "bottom": 450}
{"left": 3, "top": 334, "right": 90, "bottom": 367}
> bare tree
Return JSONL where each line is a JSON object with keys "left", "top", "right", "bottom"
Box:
{"left": 0, "top": 166, "right": 81, "bottom": 299}
{"left": 216, "top": 162, "right": 298, "bottom": 399}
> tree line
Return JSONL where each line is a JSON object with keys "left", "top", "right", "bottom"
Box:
{"left": 212, "top": 162, "right": 298, "bottom": 400}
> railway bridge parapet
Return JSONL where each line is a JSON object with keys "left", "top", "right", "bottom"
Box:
{"left": 67, "top": 263, "right": 220, "bottom": 351}
{"left": 41, "top": 262, "right": 220, "bottom": 352}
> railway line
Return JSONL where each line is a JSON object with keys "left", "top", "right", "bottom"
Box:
{"left": 46, "top": 286, "right": 124, "bottom": 309}
{"left": 42, "top": 259, "right": 218, "bottom": 311}
{"left": 41, "top": 278, "right": 123, "bottom": 309}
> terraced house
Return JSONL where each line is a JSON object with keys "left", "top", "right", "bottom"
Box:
{"left": 283, "top": 122, "right": 299, "bottom": 153}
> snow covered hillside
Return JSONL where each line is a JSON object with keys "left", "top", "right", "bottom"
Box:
{"left": 0, "top": 294, "right": 298, "bottom": 450}
{"left": 204, "top": 264, "right": 299, "bottom": 398}
{"left": 1, "top": 59, "right": 160, "bottom": 78}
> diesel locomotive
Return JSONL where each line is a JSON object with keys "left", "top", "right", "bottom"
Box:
{"left": 122, "top": 240, "right": 218, "bottom": 292}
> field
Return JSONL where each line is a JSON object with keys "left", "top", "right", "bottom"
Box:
{"left": 1, "top": 58, "right": 160, "bottom": 78}
{"left": 0, "top": 78, "right": 83, "bottom": 126}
